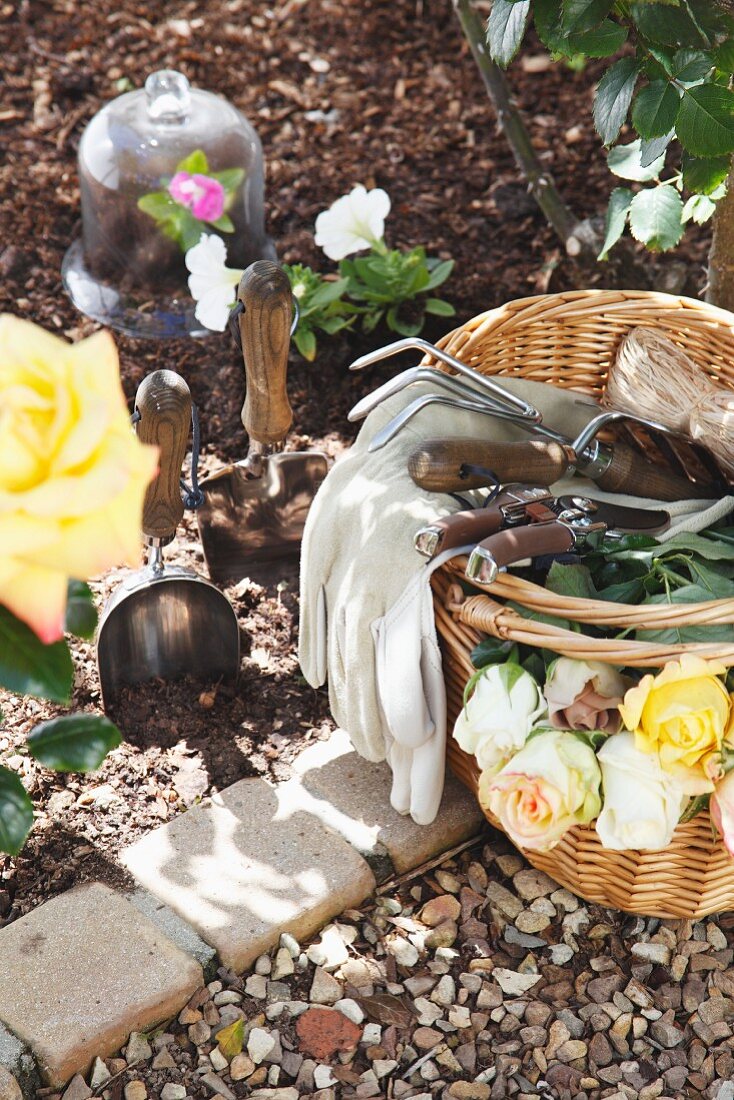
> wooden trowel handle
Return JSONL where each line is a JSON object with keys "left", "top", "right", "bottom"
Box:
{"left": 134, "top": 370, "right": 191, "bottom": 542}
{"left": 408, "top": 438, "right": 573, "bottom": 492}
{"left": 239, "top": 261, "right": 293, "bottom": 445}
{"left": 595, "top": 440, "right": 720, "bottom": 501}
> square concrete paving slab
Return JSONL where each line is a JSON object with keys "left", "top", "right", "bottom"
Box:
{"left": 295, "top": 730, "right": 486, "bottom": 875}
{"left": 0, "top": 883, "right": 203, "bottom": 1087}
{"left": 121, "top": 777, "right": 376, "bottom": 972}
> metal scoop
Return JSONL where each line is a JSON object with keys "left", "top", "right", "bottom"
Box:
{"left": 96, "top": 370, "right": 240, "bottom": 710}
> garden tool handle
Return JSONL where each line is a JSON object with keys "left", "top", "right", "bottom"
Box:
{"left": 595, "top": 440, "right": 720, "bottom": 501}
{"left": 466, "top": 521, "right": 576, "bottom": 584}
{"left": 134, "top": 370, "right": 192, "bottom": 543}
{"left": 408, "top": 438, "right": 574, "bottom": 492}
{"left": 239, "top": 260, "right": 293, "bottom": 446}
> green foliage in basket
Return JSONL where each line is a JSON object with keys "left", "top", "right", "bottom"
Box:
{"left": 485, "top": 0, "right": 734, "bottom": 255}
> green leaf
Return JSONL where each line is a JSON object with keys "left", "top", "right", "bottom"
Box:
{"left": 535, "top": 0, "right": 626, "bottom": 56}
{"left": 545, "top": 561, "right": 597, "bottom": 600}
{"left": 137, "top": 191, "right": 177, "bottom": 219}
{"left": 179, "top": 212, "right": 205, "bottom": 251}
{"left": 561, "top": 0, "right": 614, "bottom": 34}
{"left": 598, "top": 186, "right": 634, "bottom": 259}
{"left": 660, "top": 531, "right": 734, "bottom": 561}
{"left": 632, "top": 80, "right": 681, "bottom": 140}
{"left": 424, "top": 298, "right": 456, "bottom": 316}
{"left": 714, "top": 39, "right": 734, "bottom": 72}
{"left": 217, "top": 1018, "right": 244, "bottom": 1058}
{"left": 487, "top": 0, "right": 531, "bottom": 67}
{"left": 637, "top": 584, "right": 734, "bottom": 643}
{"left": 471, "top": 637, "right": 517, "bottom": 670}
{"left": 628, "top": 185, "right": 684, "bottom": 251}
{"left": 631, "top": 2, "right": 708, "bottom": 48}
{"left": 680, "top": 792, "right": 710, "bottom": 824}
{"left": 0, "top": 606, "right": 73, "bottom": 703}
{"left": 175, "top": 149, "right": 209, "bottom": 175}
{"left": 211, "top": 167, "right": 245, "bottom": 192}
{"left": 293, "top": 326, "right": 317, "bottom": 361}
{"left": 682, "top": 192, "right": 717, "bottom": 224}
{"left": 387, "top": 306, "right": 424, "bottom": 338}
{"left": 593, "top": 57, "right": 641, "bottom": 146}
{"left": 608, "top": 138, "right": 666, "bottom": 180}
{"left": 677, "top": 85, "right": 734, "bottom": 157}
{"left": 671, "top": 49, "right": 713, "bottom": 83}
{"left": 0, "top": 767, "right": 33, "bottom": 857}
{"left": 27, "top": 714, "right": 122, "bottom": 773}
{"left": 64, "top": 581, "right": 97, "bottom": 640}
{"left": 208, "top": 214, "right": 234, "bottom": 232}
{"left": 640, "top": 130, "right": 675, "bottom": 168}
{"left": 682, "top": 152, "right": 730, "bottom": 194}
{"left": 595, "top": 577, "right": 646, "bottom": 603}
{"left": 424, "top": 259, "right": 454, "bottom": 290}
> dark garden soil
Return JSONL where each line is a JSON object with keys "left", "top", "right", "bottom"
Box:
{"left": 0, "top": 0, "right": 713, "bottom": 925}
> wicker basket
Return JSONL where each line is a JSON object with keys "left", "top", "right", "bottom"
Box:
{"left": 427, "top": 289, "right": 734, "bottom": 919}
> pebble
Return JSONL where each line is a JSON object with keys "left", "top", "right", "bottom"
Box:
{"left": 515, "top": 911, "right": 550, "bottom": 933}
{"left": 189, "top": 1020, "right": 211, "bottom": 1046}
{"left": 557, "top": 1039, "right": 587, "bottom": 1062}
{"left": 420, "top": 895, "right": 461, "bottom": 926}
{"left": 125, "top": 1032, "right": 152, "bottom": 1063}
{"left": 492, "top": 968, "right": 541, "bottom": 996}
{"left": 307, "top": 924, "right": 355, "bottom": 970}
{"left": 435, "top": 870, "right": 461, "bottom": 893}
{"left": 334, "top": 997, "right": 364, "bottom": 1023}
{"left": 200, "top": 1073, "right": 236, "bottom": 1099}
{"left": 425, "top": 920, "right": 458, "bottom": 949}
{"left": 513, "top": 869, "right": 556, "bottom": 900}
{"left": 549, "top": 944, "right": 574, "bottom": 965}
{"left": 160, "top": 1087, "right": 186, "bottom": 1100}
{"left": 313, "top": 1066, "right": 336, "bottom": 1089}
{"left": 89, "top": 1058, "right": 110, "bottom": 1088}
{"left": 486, "top": 881, "right": 523, "bottom": 919}
{"left": 272, "top": 947, "right": 295, "bottom": 979}
{"left": 152, "top": 1051, "right": 176, "bottom": 1070}
{"left": 386, "top": 935, "right": 419, "bottom": 968}
{"left": 449, "top": 1005, "right": 471, "bottom": 1028}
{"left": 213, "top": 990, "right": 242, "bottom": 1006}
{"left": 0, "top": 1070, "right": 21, "bottom": 1100}
{"left": 430, "top": 974, "right": 456, "bottom": 1005}
{"left": 280, "top": 933, "right": 300, "bottom": 957}
{"left": 248, "top": 1028, "right": 277, "bottom": 1064}
{"left": 230, "top": 1053, "right": 256, "bottom": 1081}
{"left": 310, "top": 966, "right": 343, "bottom": 1005}
{"left": 63, "top": 1077, "right": 92, "bottom": 1100}
{"left": 448, "top": 1085, "right": 491, "bottom": 1100}
{"left": 123, "top": 1084, "right": 146, "bottom": 1100}
{"left": 373, "top": 1059, "right": 398, "bottom": 1078}
{"left": 361, "top": 1023, "right": 382, "bottom": 1045}
{"left": 245, "top": 974, "right": 268, "bottom": 999}
{"left": 255, "top": 955, "right": 272, "bottom": 975}
{"left": 631, "top": 942, "right": 671, "bottom": 965}
{"left": 210, "top": 1047, "right": 229, "bottom": 1072}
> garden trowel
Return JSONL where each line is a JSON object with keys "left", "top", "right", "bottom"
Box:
{"left": 96, "top": 369, "right": 240, "bottom": 709}
{"left": 196, "top": 260, "right": 328, "bottom": 583}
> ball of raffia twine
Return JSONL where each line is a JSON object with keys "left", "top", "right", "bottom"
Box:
{"left": 603, "top": 326, "right": 734, "bottom": 479}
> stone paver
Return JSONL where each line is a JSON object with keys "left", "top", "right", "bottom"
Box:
{"left": 0, "top": 884, "right": 202, "bottom": 1086}
{"left": 0, "top": 1024, "right": 37, "bottom": 1098}
{"left": 121, "top": 777, "right": 377, "bottom": 971}
{"left": 127, "top": 889, "right": 217, "bottom": 977}
{"left": 294, "top": 729, "right": 486, "bottom": 875}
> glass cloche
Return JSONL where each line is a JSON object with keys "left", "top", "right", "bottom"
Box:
{"left": 62, "top": 70, "right": 274, "bottom": 339}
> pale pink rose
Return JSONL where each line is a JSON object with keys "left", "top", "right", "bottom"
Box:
{"left": 168, "top": 172, "right": 225, "bottom": 222}
{"left": 544, "top": 658, "right": 627, "bottom": 734}
{"left": 711, "top": 770, "right": 734, "bottom": 857}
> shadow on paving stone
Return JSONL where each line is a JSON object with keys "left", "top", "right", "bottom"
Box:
{"left": 121, "top": 777, "right": 376, "bottom": 973}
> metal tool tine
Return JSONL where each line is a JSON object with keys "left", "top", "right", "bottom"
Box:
{"left": 349, "top": 337, "right": 541, "bottom": 422}
{"left": 348, "top": 366, "right": 519, "bottom": 422}
{"left": 367, "top": 393, "right": 523, "bottom": 453}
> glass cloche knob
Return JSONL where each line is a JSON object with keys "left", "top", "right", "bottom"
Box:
{"left": 145, "top": 70, "right": 191, "bottom": 123}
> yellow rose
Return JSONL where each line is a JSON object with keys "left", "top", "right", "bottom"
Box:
{"left": 619, "top": 655, "right": 733, "bottom": 785}
{"left": 0, "top": 315, "right": 158, "bottom": 642}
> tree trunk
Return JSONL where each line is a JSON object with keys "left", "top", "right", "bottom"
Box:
{"left": 707, "top": 165, "right": 734, "bottom": 311}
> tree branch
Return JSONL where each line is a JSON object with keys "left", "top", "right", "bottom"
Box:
{"left": 452, "top": 0, "right": 599, "bottom": 261}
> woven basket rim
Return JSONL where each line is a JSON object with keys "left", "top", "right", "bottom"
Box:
{"left": 426, "top": 289, "right": 734, "bottom": 666}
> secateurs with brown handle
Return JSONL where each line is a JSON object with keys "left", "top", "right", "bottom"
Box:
{"left": 196, "top": 261, "right": 328, "bottom": 583}
{"left": 464, "top": 495, "right": 671, "bottom": 585}
{"left": 96, "top": 370, "right": 240, "bottom": 710}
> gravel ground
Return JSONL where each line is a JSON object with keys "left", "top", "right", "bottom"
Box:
{"left": 42, "top": 830, "right": 734, "bottom": 1100}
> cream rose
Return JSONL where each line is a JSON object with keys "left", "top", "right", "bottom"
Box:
{"left": 453, "top": 663, "right": 547, "bottom": 776}
{"left": 479, "top": 728, "right": 601, "bottom": 852}
{"left": 544, "top": 657, "right": 626, "bottom": 734}
{"left": 595, "top": 731, "right": 689, "bottom": 851}
{"left": 0, "top": 315, "right": 158, "bottom": 642}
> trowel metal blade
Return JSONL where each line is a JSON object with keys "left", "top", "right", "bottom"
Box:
{"left": 96, "top": 567, "right": 240, "bottom": 710}
{"left": 196, "top": 450, "right": 328, "bottom": 583}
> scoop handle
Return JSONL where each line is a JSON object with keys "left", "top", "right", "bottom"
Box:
{"left": 595, "top": 441, "right": 720, "bottom": 501}
{"left": 134, "top": 370, "right": 191, "bottom": 542}
{"left": 408, "top": 438, "right": 573, "bottom": 492}
{"left": 239, "top": 261, "right": 293, "bottom": 445}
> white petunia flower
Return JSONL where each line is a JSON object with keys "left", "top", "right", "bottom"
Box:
{"left": 314, "top": 184, "right": 390, "bottom": 260}
{"left": 185, "top": 234, "right": 244, "bottom": 331}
